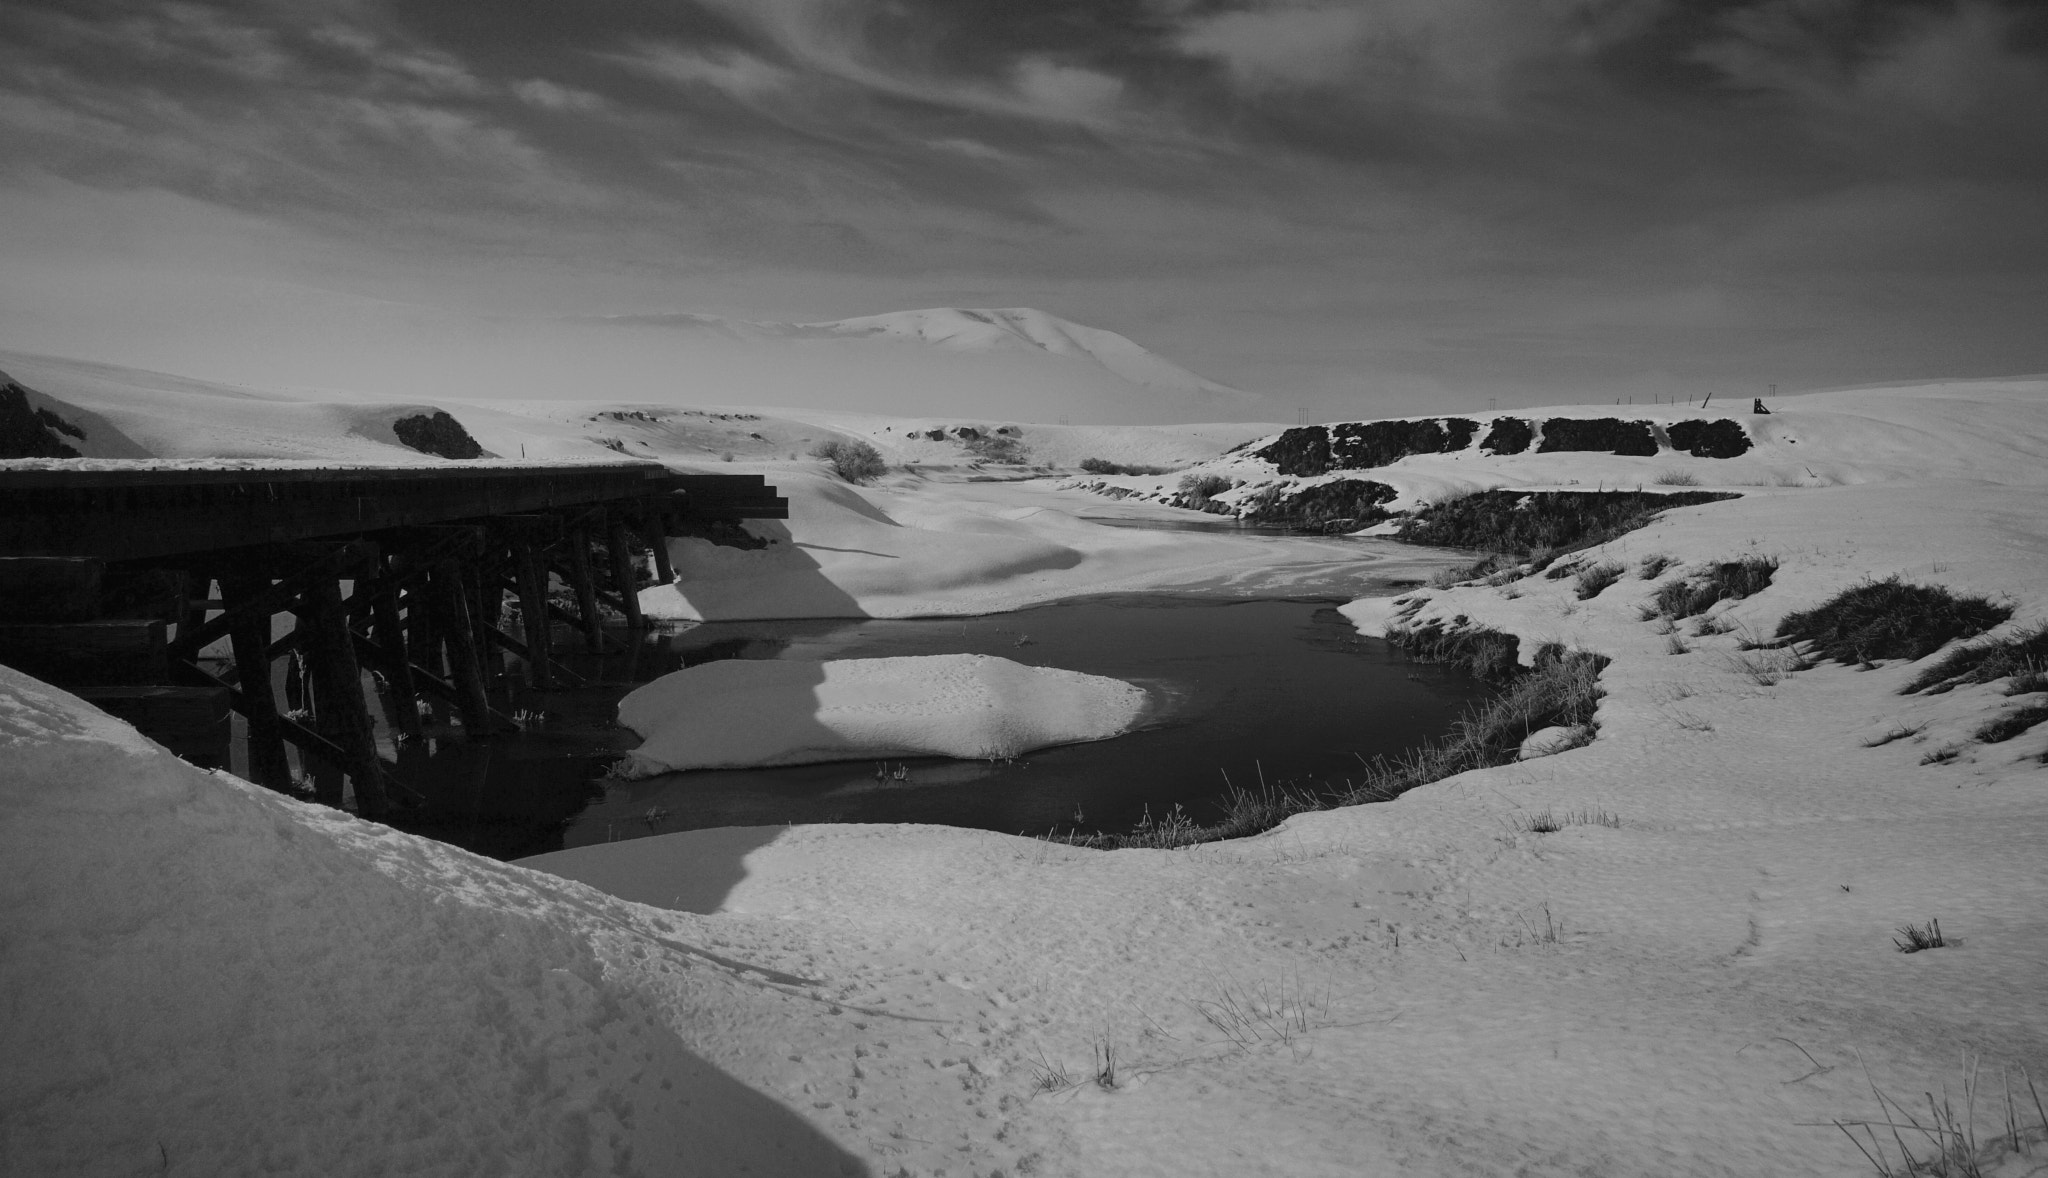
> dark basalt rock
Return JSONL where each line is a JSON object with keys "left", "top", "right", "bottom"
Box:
{"left": 1239, "top": 478, "right": 1398, "bottom": 530}
{"left": 1253, "top": 417, "right": 1484, "bottom": 476}
{"left": 1536, "top": 418, "right": 1659, "bottom": 456}
{"left": 1253, "top": 426, "right": 1334, "bottom": 476}
{"left": 393, "top": 410, "right": 484, "bottom": 460}
{"left": 1666, "top": 419, "right": 1752, "bottom": 459}
{"left": 1480, "top": 418, "right": 1533, "bottom": 455}
{"left": 0, "top": 381, "right": 82, "bottom": 458}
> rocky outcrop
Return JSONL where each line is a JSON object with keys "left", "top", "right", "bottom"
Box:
{"left": 1535, "top": 418, "right": 1659, "bottom": 456}
{"left": 393, "top": 411, "right": 484, "bottom": 460}
{"left": 1479, "top": 417, "right": 1533, "bottom": 455}
{"left": 1666, "top": 419, "right": 1751, "bottom": 458}
{"left": 0, "top": 380, "right": 83, "bottom": 459}
{"left": 1252, "top": 417, "right": 1479, "bottom": 476}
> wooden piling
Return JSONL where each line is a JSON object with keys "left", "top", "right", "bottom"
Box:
{"left": 295, "top": 575, "right": 388, "bottom": 818}
{"left": 566, "top": 526, "right": 605, "bottom": 652}
{"left": 220, "top": 573, "right": 293, "bottom": 791}
{"left": 511, "top": 540, "right": 555, "bottom": 689}
{"left": 428, "top": 561, "right": 494, "bottom": 734}
{"left": 369, "top": 570, "right": 422, "bottom": 740}
{"left": 0, "top": 556, "right": 102, "bottom": 621}
{"left": 640, "top": 510, "right": 675, "bottom": 584}
{"left": 605, "top": 518, "right": 645, "bottom": 630}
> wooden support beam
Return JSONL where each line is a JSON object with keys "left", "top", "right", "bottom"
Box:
{"left": 640, "top": 512, "right": 675, "bottom": 584}
{"left": 219, "top": 573, "right": 292, "bottom": 792}
{"left": 176, "top": 657, "right": 420, "bottom": 806}
{"left": 168, "top": 539, "right": 378, "bottom": 662}
{"left": 175, "top": 572, "right": 213, "bottom": 651}
{"left": 564, "top": 526, "right": 605, "bottom": 652}
{"left": 466, "top": 560, "right": 498, "bottom": 686}
{"left": 427, "top": 561, "right": 494, "bottom": 735}
{"left": 511, "top": 540, "right": 555, "bottom": 689}
{"left": 367, "top": 572, "right": 422, "bottom": 740}
{"left": 605, "top": 517, "right": 645, "bottom": 631}
{"left": 0, "top": 619, "right": 168, "bottom": 686}
{"left": 0, "top": 557, "right": 102, "bottom": 621}
{"left": 294, "top": 576, "right": 388, "bottom": 819}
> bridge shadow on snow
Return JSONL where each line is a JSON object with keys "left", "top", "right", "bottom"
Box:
{"left": 657, "top": 519, "right": 872, "bottom": 620}
{"left": 520, "top": 823, "right": 798, "bottom": 914}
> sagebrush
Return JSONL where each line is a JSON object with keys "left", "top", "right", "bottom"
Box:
{"left": 808, "top": 438, "right": 886, "bottom": 482}
{"left": 1779, "top": 578, "right": 2012, "bottom": 665}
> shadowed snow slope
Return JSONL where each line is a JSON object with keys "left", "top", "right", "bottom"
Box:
{"left": 615, "top": 654, "right": 1148, "bottom": 777}
{"left": 0, "top": 664, "right": 866, "bottom": 1178}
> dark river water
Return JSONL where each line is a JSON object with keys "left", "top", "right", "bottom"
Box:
{"left": 256, "top": 594, "right": 1486, "bottom": 860}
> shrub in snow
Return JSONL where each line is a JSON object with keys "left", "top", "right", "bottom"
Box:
{"left": 1238, "top": 479, "right": 1397, "bottom": 531}
{"left": 1777, "top": 577, "right": 2012, "bottom": 666}
{"left": 1973, "top": 704, "right": 2048, "bottom": 744}
{"left": 392, "top": 410, "right": 483, "bottom": 459}
{"left": 1648, "top": 556, "right": 1777, "bottom": 619}
{"left": 1536, "top": 417, "right": 1659, "bottom": 457}
{"left": 1175, "top": 472, "right": 1235, "bottom": 511}
{"left": 1900, "top": 624, "right": 2048, "bottom": 695}
{"left": 809, "top": 438, "right": 887, "bottom": 483}
{"left": 1079, "top": 457, "right": 1172, "bottom": 476}
{"left": 1398, "top": 489, "right": 1737, "bottom": 567}
{"left": 962, "top": 433, "right": 1028, "bottom": 463}
{"left": 1573, "top": 562, "right": 1625, "bottom": 600}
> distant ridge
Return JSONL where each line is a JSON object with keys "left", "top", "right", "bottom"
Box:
{"left": 584, "top": 306, "right": 1272, "bottom": 424}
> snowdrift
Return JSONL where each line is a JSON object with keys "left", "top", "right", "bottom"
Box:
{"left": 0, "top": 664, "right": 863, "bottom": 1176}
{"left": 615, "top": 653, "right": 1149, "bottom": 776}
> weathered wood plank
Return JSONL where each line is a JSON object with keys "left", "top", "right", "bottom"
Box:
{"left": 295, "top": 577, "right": 388, "bottom": 819}
{"left": 0, "top": 619, "right": 167, "bottom": 685}
{"left": 220, "top": 574, "right": 293, "bottom": 791}
{"left": 0, "top": 557, "right": 102, "bottom": 621}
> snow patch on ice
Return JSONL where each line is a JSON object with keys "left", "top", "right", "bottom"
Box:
{"left": 615, "top": 653, "right": 1149, "bottom": 775}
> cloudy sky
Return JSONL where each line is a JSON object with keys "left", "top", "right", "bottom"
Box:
{"left": 2, "top": 0, "right": 2045, "bottom": 417}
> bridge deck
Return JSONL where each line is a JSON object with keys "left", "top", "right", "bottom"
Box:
{"left": 0, "top": 463, "right": 787, "bottom": 560}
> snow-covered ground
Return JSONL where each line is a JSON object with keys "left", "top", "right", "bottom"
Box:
{"left": 4, "top": 364, "right": 2047, "bottom": 1176}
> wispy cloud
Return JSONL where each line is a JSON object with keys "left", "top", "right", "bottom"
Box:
{"left": 0, "top": 0, "right": 2043, "bottom": 410}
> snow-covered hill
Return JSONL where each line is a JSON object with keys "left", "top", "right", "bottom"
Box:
{"left": 0, "top": 347, "right": 1279, "bottom": 472}
{"left": 585, "top": 306, "right": 1274, "bottom": 424}
{"left": 1067, "top": 378, "right": 2048, "bottom": 527}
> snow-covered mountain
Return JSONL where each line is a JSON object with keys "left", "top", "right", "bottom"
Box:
{"left": 586, "top": 306, "right": 1273, "bottom": 425}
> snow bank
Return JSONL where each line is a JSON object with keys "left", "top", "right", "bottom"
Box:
{"left": 615, "top": 653, "right": 1148, "bottom": 776}
{"left": 0, "top": 664, "right": 865, "bottom": 1176}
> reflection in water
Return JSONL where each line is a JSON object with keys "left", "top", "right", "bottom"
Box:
{"left": 295, "top": 594, "right": 1489, "bottom": 861}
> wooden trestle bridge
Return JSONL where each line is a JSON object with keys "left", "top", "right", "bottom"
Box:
{"left": 0, "top": 463, "right": 784, "bottom": 820}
